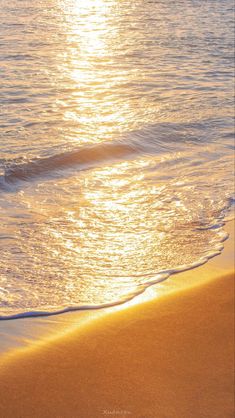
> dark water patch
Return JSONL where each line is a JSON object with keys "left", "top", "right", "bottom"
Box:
{"left": 1, "top": 118, "right": 233, "bottom": 188}
{"left": 3, "top": 142, "right": 138, "bottom": 185}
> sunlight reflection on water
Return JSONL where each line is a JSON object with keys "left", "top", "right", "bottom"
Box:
{"left": 0, "top": 0, "right": 234, "bottom": 318}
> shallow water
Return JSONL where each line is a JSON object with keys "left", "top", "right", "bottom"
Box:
{"left": 0, "top": 0, "right": 234, "bottom": 318}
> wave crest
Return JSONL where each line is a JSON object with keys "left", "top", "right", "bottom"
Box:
{"left": 3, "top": 141, "right": 137, "bottom": 185}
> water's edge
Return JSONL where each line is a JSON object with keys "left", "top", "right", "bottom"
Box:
{"left": 0, "top": 218, "right": 230, "bottom": 321}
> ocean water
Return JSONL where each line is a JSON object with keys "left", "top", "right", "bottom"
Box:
{"left": 0, "top": 0, "right": 234, "bottom": 319}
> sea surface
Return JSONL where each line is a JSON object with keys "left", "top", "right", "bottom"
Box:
{"left": 0, "top": 0, "right": 234, "bottom": 319}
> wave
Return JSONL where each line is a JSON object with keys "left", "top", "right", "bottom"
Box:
{"left": 1, "top": 142, "right": 138, "bottom": 187}
{"left": 1, "top": 118, "right": 233, "bottom": 189}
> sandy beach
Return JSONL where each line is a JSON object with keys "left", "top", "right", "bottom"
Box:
{"left": 0, "top": 220, "right": 234, "bottom": 418}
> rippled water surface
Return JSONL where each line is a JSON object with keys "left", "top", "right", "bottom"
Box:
{"left": 0, "top": 0, "right": 234, "bottom": 318}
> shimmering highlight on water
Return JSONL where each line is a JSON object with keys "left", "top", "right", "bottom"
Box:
{"left": 0, "top": 0, "right": 234, "bottom": 318}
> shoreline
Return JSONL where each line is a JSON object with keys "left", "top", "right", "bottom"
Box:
{"left": 0, "top": 218, "right": 231, "bottom": 322}
{"left": 0, "top": 217, "right": 234, "bottom": 357}
{"left": 0, "top": 220, "right": 234, "bottom": 418}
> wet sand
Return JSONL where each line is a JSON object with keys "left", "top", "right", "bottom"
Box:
{"left": 0, "top": 221, "right": 234, "bottom": 418}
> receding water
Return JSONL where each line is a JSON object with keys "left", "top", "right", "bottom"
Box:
{"left": 0, "top": 0, "right": 234, "bottom": 318}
